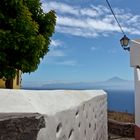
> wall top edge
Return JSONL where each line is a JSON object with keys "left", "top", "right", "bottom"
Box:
{"left": 0, "top": 89, "right": 106, "bottom": 115}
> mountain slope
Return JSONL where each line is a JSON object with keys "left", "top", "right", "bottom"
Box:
{"left": 39, "top": 77, "right": 133, "bottom": 90}
{"left": 106, "top": 77, "right": 127, "bottom": 83}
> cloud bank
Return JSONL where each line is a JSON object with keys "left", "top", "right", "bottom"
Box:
{"left": 42, "top": 1, "right": 140, "bottom": 38}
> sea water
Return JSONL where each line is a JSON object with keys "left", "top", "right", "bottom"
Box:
{"left": 106, "top": 89, "right": 134, "bottom": 114}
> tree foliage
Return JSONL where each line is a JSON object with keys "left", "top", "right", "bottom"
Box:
{"left": 0, "top": 0, "right": 56, "bottom": 79}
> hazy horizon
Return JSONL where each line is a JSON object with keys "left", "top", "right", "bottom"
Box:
{"left": 22, "top": 76, "right": 134, "bottom": 90}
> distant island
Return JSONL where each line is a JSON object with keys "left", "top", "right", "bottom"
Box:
{"left": 22, "top": 76, "right": 134, "bottom": 90}
{"left": 106, "top": 77, "right": 129, "bottom": 83}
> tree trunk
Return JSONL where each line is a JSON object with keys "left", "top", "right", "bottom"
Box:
{"left": 5, "top": 78, "right": 13, "bottom": 89}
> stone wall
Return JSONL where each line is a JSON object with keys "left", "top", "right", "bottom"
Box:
{"left": 108, "top": 119, "right": 135, "bottom": 137}
{"left": 0, "top": 89, "right": 107, "bottom": 140}
{"left": 0, "top": 113, "right": 45, "bottom": 140}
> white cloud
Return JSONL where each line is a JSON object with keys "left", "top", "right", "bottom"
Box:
{"left": 42, "top": 1, "right": 140, "bottom": 37}
{"left": 48, "top": 39, "right": 66, "bottom": 57}
{"left": 56, "top": 26, "right": 98, "bottom": 38}
{"left": 90, "top": 5, "right": 110, "bottom": 15}
{"left": 50, "top": 39, "right": 62, "bottom": 48}
{"left": 54, "top": 60, "right": 78, "bottom": 66}
{"left": 42, "top": 2, "right": 79, "bottom": 16}
{"left": 42, "top": 2, "right": 110, "bottom": 17}
{"left": 47, "top": 50, "right": 65, "bottom": 57}
{"left": 43, "top": 2, "right": 140, "bottom": 37}
{"left": 80, "top": 8, "right": 99, "bottom": 17}
{"left": 56, "top": 16, "right": 120, "bottom": 37}
{"left": 57, "top": 16, "right": 118, "bottom": 32}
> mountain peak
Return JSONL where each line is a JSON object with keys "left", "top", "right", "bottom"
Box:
{"left": 106, "top": 77, "right": 126, "bottom": 82}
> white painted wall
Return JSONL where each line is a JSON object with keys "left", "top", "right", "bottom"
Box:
{"left": 130, "top": 39, "right": 140, "bottom": 67}
{"left": 130, "top": 40, "right": 140, "bottom": 129}
{"left": 134, "top": 68, "right": 140, "bottom": 128}
{"left": 0, "top": 89, "right": 107, "bottom": 140}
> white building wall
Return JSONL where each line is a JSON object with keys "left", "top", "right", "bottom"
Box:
{"left": 130, "top": 39, "right": 140, "bottom": 67}
{"left": 130, "top": 40, "right": 140, "bottom": 128}
{"left": 0, "top": 89, "right": 107, "bottom": 140}
{"left": 134, "top": 67, "right": 140, "bottom": 128}
{"left": 130, "top": 39, "right": 140, "bottom": 140}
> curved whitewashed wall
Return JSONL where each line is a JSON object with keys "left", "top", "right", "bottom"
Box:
{"left": 0, "top": 89, "right": 107, "bottom": 140}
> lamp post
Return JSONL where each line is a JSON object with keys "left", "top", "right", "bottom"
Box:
{"left": 120, "top": 35, "right": 140, "bottom": 51}
{"left": 120, "top": 35, "right": 130, "bottom": 51}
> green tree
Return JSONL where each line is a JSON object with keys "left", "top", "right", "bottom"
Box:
{"left": 0, "top": 0, "right": 56, "bottom": 88}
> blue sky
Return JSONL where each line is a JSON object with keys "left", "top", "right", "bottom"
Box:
{"left": 22, "top": 0, "right": 140, "bottom": 87}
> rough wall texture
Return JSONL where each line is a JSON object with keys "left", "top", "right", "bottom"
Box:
{"left": 38, "top": 93, "right": 108, "bottom": 140}
{"left": 0, "top": 113, "right": 45, "bottom": 140}
{"left": 108, "top": 119, "right": 134, "bottom": 137}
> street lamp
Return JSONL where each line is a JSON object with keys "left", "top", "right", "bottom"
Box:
{"left": 120, "top": 35, "right": 130, "bottom": 51}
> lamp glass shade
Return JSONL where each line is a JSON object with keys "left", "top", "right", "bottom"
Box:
{"left": 120, "top": 35, "right": 129, "bottom": 47}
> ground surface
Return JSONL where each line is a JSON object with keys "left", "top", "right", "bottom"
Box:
{"left": 108, "top": 111, "right": 134, "bottom": 123}
{"left": 109, "top": 134, "right": 135, "bottom": 140}
{"left": 108, "top": 111, "right": 135, "bottom": 140}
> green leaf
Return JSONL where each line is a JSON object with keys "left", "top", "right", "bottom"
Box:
{"left": 0, "top": 0, "right": 56, "bottom": 79}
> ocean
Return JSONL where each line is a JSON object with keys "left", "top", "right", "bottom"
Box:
{"left": 105, "top": 89, "right": 134, "bottom": 114}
